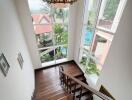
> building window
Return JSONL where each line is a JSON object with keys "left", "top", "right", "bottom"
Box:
{"left": 79, "top": 0, "right": 126, "bottom": 77}
{"left": 28, "top": 0, "right": 69, "bottom": 67}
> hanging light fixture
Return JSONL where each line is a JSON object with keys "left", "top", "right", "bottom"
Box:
{"left": 44, "top": 0, "right": 77, "bottom": 4}
{"left": 43, "top": 0, "right": 78, "bottom": 8}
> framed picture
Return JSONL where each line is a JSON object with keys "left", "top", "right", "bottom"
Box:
{"left": 0, "top": 53, "right": 10, "bottom": 77}
{"left": 17, "top": 53, "right": 24, "bottom": 69}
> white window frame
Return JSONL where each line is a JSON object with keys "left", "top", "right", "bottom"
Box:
{"left": 96, "top": 0, "right": 127, "bottom": 33}
{"left": 32, "top": 6, "right": 69, "bottom": 66}
{"left": 79, "top": 0, "right": 102, "bottom": 64}
{"left": 79, "top": 0, "right": 127, "bottom": 69}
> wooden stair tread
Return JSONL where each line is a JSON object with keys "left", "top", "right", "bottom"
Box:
{"left": 67, "top": 77, "right": 86, "bottom": 87}
{"left": 68, "top": 75, "right": 85, "bottom": 82}
{"left": 58, "top": 94, "right": 74, "bottom": 100}
{"left": 49, "top": 92, "right": 69, "bottom": 100}
{"left": 36, "top": 89, "right": 65, "bottom": 99}
{"left": 37, "top": 83, "right": 60, "bottom": 93}
{"left": 36, "top": 85, "right": 62, "bottom": 97}
{"left": 74, "top": 73, "right": 84, "bottom": 78}
{"left": 59, "top": 65, "right": 93, "bottom": 100}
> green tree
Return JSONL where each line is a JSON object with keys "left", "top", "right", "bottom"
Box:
{"left": 54, "top": 24, "right": 68, "bottom": 45}
{"left": 40, "top": 52, "right": 54, "bottom": 62}
{"left": 54, "top": 24, "right": 64, "bottom": 44}
{"left": 80, "top": 57, "right": 100, "bottom": 76}
{"left": 103, "top": 0, "right": 120, "bottom": 20}
{"left": 87, "top": 11, "right": 96, "bottom": 32}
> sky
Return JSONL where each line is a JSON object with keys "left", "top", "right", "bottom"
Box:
{"left": 28, "top": 0, "right": 69, "bottom": 14}
{"left": 28, "top": 0, "right": 49, "bottom": 12}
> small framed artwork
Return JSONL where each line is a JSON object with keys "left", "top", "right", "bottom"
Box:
{"left": 17, "top": 52, "right": 24, "bottom": 69}
{"left": 0, "top": 53, "right": 10, "bottom": 77}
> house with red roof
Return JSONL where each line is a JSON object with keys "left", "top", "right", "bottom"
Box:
{"left": 32, "top": 14, "right": 53, "bottom": 34}
{"left": 32, "top": 14, "right": 53, "bottom": 47}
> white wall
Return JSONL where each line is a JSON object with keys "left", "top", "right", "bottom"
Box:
{"left": 74, "top": 0, "right": 85, "bottom": 63}
{"left": 96, "top": 0, "right": 132, "bottom": 99}
{"left": 14, "top": 0, "right": 41, "bottom": 69}
{"left": 0, "top": 0, "right": 35, "bottom": 100}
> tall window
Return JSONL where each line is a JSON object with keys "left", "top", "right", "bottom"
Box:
{"left": 79, "top": 0, "right": 126, "bottom": 76}
{"left": 28, "top": 0, "right": 69, "bottom": 66}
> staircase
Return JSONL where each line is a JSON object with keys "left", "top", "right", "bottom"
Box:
{"left": 33, "top": 65, "right": 75, "bottom": 100}
{"left": 59, "top": 66, "right": 93, "bottom": 100}
{"left": 33, "top": 62, "right": 113, "bottom": 100}
{"left": 59, "top": 66, "right": 113, "bottom": 100}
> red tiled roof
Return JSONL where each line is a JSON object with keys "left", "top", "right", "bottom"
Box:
{"left": 34, "top": 25, "right": 52, "bottom": 34}
{"left": 32, "top": 14, "right": 52, "bottom": 34}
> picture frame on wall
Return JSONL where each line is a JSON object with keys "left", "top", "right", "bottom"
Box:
{"left": 17, "top": 52, "right": 24, "bottom": 69}
{"left": 0, "top": 53, "right": 10, "bottom": 77}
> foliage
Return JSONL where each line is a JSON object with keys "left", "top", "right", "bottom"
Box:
{"left": 31, "top": 0, "right": 50, "bottom": 14}
{"left": 80, "top": 57, "right": 87, "bottom": 66}
{"left": 55, "top": 46, "right": 67, "bottom": 59}
{"left": 55, "top": 49, "right": 62, "bottom": 59}
{"left": 54, "top": 24, "right": 68, "bottom": 45}
{"left": 103, "top": 0, "right": 120, "bottom": 20}
{"left": 39, "top": 34, "right": 48, "bottom": 43}
{"left": 97, "top": 36, "right": 107, "bottom": 43}
{"left": 55, "top": 45, "right": 67, "bottom": 59}
{"left": 49, "top": 7, "right": 69, "bottom": 24}
{"left": 85, "top": 59, "right": 100, "bottom": 76}
{"left": 36, "top": 33, "right": 53, "bottom": 48}
{"left": 36, "top": 6, "right": 69, "bottom": 62}
{"left": 80, "top": 57, "right": 100, "bottom": 76}
{"left": 87, "top": 11, "right": 96, "bottom": 32}
{"left": 54, "top": 24, "right": 64, "bottom": 33}
{"left": 40, "top": 52, "right": 54, "bottom": 62}
{"left": 55, "top": 9, "right": 64, "bottom": 19}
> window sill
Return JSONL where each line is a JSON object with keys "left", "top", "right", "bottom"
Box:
{"left": 41, "top": 58, "right": 68, "bottom": 67}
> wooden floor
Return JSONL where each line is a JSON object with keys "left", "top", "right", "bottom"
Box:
{"left": 34, "top": 62, "right": 83, "bottom": 100}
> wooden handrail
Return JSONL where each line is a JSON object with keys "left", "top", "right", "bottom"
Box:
{"left": 60, "top": 70, "right": 113, "bottom": 100}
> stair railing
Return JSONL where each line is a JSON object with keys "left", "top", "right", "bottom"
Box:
{"left": 59, "top": 67, "right": 113, "bottom": 100}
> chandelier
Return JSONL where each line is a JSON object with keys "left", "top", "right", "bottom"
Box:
{"left": 43, "top": 0, "right": 78, "bottom": 5}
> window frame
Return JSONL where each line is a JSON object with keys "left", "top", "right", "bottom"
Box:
{"left": 96, "top": 0, "right": 127, "bottom": 33}
{"left": 31, "top": 5, "right": 69, "bottom": 64}
{"left": 79, "top": 0, "right": 127, "bottom": 72}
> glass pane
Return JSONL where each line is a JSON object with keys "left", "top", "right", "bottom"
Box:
{"left": 54, "top": 24, "right": 68, "bottom": 45}
{"left": 86, "top": 0, "right": 100, "bottom": 27}
{"left": 51, "top": 7, "right": 69, "bottom": 24}
{"left": 85, "top": 57, "right": 100, "bottom": 76}
{"left": 80, "top": 52, "right": 87, "bottom": 66}
{"left": 32, "top": 13, "right": 52, "bottom": 25}
{"left": 55, "top": 45, "right": 68, "bottom": 60}
{"left": 36, "top": 32, "right": 53, "bottom": 48}
{"left": 29, "top": 0, "right": 53, "bottom": 48}
{"left": 39, "top": 48, "right": 54, "bottom": 63}
{"left": 91, "top": 30, "right": 113, "bottom": 67}
{"left": 97, "top": 0, "right": 120, "bottom": 30}
{"left": 28, "top": 0, "right": 69, "bottom": 65}
{"left": 83, "top": 26, "right": 94, "bottom": 51}
{"left": 82, "top": 0, "right": 100, "bottom": 51}
{"left": 29, "top": 0, "right": 51, "bottom": 25}
{"left": 79, "top": 51, "right": 100, "bottom": 76}
{"left": 28, "top": 0, "right": 50, "bottom": 14}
